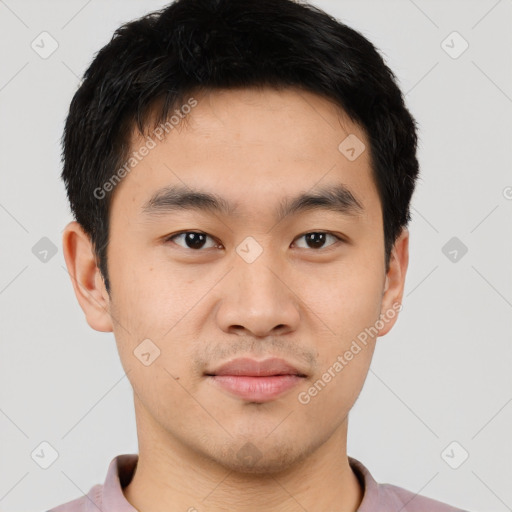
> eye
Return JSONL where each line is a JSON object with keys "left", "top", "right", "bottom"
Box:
{"left": 292, "top": 231, "right": 343, "bottom": 250}
{"left": 165, "top": 231, "right": 219, "bottom": 250}
{"left": 164, "top": 230, "right": 344, "bottom": 251}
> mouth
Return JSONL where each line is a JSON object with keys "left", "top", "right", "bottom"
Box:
{"left": 205, "top": 357, "right": 307, "bottom": 402}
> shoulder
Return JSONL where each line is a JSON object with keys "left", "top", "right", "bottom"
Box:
{"left": 349, "top": 456, "right": 469, "bottom": 512}
{"left": 45, "top": 454, "right": 137, "bottom": 512}
{"left": 47, "top": 484, "right": 103, "bottom": 512}
{"left": 379, "top": 482, "right": 470, "bottom": 511}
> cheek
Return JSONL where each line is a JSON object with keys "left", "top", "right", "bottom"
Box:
{"left": 108, "top": 254, "right": 204, "bottom": 385}
{"left": 294, "top": 258, "right": 384, "bottom": 338}
{"left": 297, "top": 333, "right": 376, "bottom": 418}
{"left": 109, "top": 244, "right": 185, "bottom": 329}
{"left": 294, "top": 261, "right": 382, "bottom": 402}
{"left": 109, "top": 289, "right": 199, "bottom": 426}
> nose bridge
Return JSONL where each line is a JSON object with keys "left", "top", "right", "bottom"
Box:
{"left": 216, "top": 237, "right": 300, "bottom": 335}
{"left": 243, "top": 259, "right": 278, "bottom": 294}
{"left": 234, "top": 237, "right": 286, "bottom": 302}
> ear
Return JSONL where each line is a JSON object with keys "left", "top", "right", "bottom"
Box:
{"left": 62, "top": 221, "right": 113, "bottom": 332}
{"left": 378, "top": 228, "right": 409, "bottom": 337}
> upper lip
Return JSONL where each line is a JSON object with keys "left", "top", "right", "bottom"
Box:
{"left": 206, "top": 357, "right": 307, "bottom": 377}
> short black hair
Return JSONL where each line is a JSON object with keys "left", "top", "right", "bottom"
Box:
{"left": 61, "top": 0, "right": 420, "bottom": 295}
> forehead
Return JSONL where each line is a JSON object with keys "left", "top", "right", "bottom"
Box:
{"left": 109, "top": 87, "right": 380, "bottom": 225}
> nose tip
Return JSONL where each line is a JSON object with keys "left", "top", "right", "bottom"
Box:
{"left": 215, "top": 260, "right": 301, "bottom": 338}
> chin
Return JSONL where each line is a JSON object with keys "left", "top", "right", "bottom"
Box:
{"left": 205, "top": 436, "right": 314, "bottom": 476}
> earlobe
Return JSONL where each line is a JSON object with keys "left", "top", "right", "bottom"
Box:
{"left": 62, "top": 221, "right": 113, "bottom": 333}
{"left": 378, "top": 228, "right": 409, "bottom": 337}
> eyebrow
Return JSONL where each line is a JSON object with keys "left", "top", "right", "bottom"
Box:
{"left": 141, "top": 182, "right": 364, "bottom": 222}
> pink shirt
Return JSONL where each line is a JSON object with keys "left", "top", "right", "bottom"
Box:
{"left": 48, "top": 454, "right": 468, "bottom": 511}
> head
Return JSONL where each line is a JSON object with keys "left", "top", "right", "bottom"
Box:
{"left": 62, "top": 0, "right": 418, "bottom": 474}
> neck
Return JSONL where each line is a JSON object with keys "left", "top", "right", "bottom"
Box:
{"left": 124, "top": 397, "right": 363, "bottom": 512}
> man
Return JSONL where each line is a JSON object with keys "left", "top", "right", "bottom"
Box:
{"left": 50, "top": 0, "right": 468, "bottom": 510}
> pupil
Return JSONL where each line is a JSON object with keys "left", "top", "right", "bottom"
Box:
{"left": 307, "top": 233, "right": 325, "bottom": 249}
{"left": 186, "top": 233, "right": 206, "bottom": 249}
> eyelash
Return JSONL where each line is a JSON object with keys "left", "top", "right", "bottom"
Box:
{"left": 164, "top": 230, "right": 345, "bottom": 251}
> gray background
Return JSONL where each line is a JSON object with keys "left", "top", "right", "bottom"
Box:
{"left": 1, "top": 0, "right": 511, "bottom": 511}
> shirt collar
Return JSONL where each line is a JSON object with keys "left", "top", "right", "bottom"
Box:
{"left": 101, "top": 454, "right": 138, "bottom": 512}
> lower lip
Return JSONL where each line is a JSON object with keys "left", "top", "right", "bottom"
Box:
{"left": 209, "top": 375, "right": 304, "bottom": 402}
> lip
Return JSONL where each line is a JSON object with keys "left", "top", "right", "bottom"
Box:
{"left": 205, "top": 357, "right": 307, "bottom": 402}
{"left": 206, "top": 357, "right": 307, "bottom": 377}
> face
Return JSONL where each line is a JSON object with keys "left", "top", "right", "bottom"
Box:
{"left": 63, "top": 87, "right": 408, "bottom": 474}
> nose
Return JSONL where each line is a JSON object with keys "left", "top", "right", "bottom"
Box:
{"left": 215, "top": 250, "right": 301, "bottom": 338}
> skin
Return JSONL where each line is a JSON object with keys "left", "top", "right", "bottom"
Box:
{"left": 62, "top": 86, "right": 409, "bottom": 512}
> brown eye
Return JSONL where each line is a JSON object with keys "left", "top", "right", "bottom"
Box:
{"left": 293, "top": 232, "right": 342, "bottom": 250}
{"left": 166, "top": 231, "right": 218, "bottom": 250}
